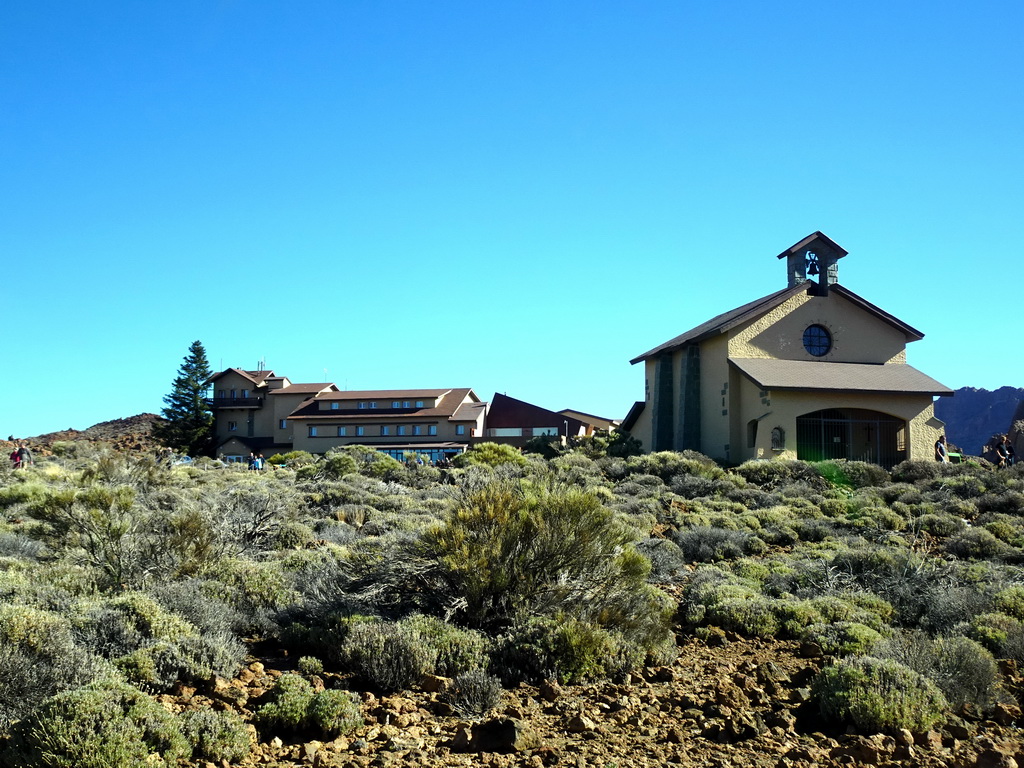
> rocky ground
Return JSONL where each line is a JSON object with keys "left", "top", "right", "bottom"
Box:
{"left": 173, "top": 632, "right": 1024, "bottom": 768}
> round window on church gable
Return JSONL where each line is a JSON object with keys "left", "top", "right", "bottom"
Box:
{"left": 803, "top": 324, "right": 832, "bottom": 356}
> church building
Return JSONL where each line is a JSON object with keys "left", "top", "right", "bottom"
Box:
{"left": 626, "top": 232, "right": 952, "bottom": 467}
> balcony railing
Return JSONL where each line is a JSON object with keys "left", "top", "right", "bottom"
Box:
{"left": 208, "top": 397, "right": 264, "bottom": 409}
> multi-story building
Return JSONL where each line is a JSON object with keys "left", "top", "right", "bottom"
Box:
{"left": 208, "top": 369, "right": 486, "bottom": 462}
{"left": 286, "top": 388, "right": 486, "bottom": 462}
{"left": 208, "top": 367, "right": 338, "bottom": 460}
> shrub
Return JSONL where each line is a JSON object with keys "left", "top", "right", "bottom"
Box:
{"left": 453, "top": 443, "right": 528, "bottom": 469}
{"left": 672, "top": 526, "right": 760, "bottom": 562}
{"left": 306, "top": 690, "right": 363, "bottom": 737}
{"left": 813, "top": 656, "right": 947, "bottom": 733}
{"left": 401, "top": 614, "right": 489, "bottom": 677}
{"left": 802, "top": 622, "right": 883, "bottom": 656}
{"left": 178, "top": 708, "right": 251, "bottom": 763}
{"left": 816, "top": 460, "right": 889, "bottom": 490}
{"left": 491, "top": 615, "right": 644, "bottom": 685}
{"left": 339, "top": 620, "right": 436, "bottom": 692}
{"left": 420, "top": 482, "right": 673, "bottom": 651}
{"left": 946, "top": 528, "right": 1015, "bottom": 561}
{"left": 255, "top": 673, "right": 362, "bottom": 737}
{"left": 255, "top": 674, "right": 314, "bottom": 732}
{"left": 874, "top": 632, "right": 998, "bottom": 713}
{"left": 442, "top": 669, "right": 503, "bottom": 718}
{"left": 297, "top": 655, "right": 324, "bottom": 676}
{"left": 0, "top": 679, "right": 189, "bottom": 768}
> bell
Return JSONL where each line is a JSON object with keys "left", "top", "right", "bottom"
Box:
{"left": 807, "top": 261, "right": 819, "bottom": 276}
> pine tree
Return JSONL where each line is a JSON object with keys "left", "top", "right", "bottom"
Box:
{"left": 154, "top": 340, "right": 214, "bottom": 456}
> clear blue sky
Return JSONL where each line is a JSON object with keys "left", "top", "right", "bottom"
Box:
{"left": 3, "top": 1, "right": 1022, "bottom": 438}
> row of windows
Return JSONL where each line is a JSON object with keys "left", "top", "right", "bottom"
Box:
{"left": 337, "top": 400, "right": 427, "bottom": 410}
{"left": 216, "top": 389, "right": 249, "bottom": 399}
{"left": 309, "top": 424, "right": 440, "bottom": 438}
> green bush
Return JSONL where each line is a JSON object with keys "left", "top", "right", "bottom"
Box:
{"left": 0, "top": 680, "right": 189, "bottom": 768}
{"left": 401, "top": 614, "right": 489, "bottom": 677}
{"left": 178, "top": 708, "right": 251, "bottom": 763}
{"left": 307, "top": 689, "right": 363, "bottom": 737}
{"left": 255, "top": 674, "right": 313, "bottom": 732}
{"left": 442, "top": 668, "right": 503, "bottom": 718}
{"left": 453, "top": 443, "right": 528, "bottom": 469}
{"left": 946, "top": 528, "right": 1014, "bottom": 561}
{"left": 802, "top": 621, "right": 883, "bottom": 656}
{"left": 254, "top": 673, "right": 362, "bottom": 737}
{"left": 420, "top": 482, "right": 673, "bottom": 651}
{"left": 813, "top": 656, "right": 947, "bottom": 732}
{"left": 874, "top": 632, "right": 998, "bottom": 713}
{"left": 491, "top": 615, "right": 644, "bottom": 685}
{"left": 339, "top": 620, "right": 437, "bottom": 692}
{"left": 297, "top": 655, "right": 324, "bottom": 676}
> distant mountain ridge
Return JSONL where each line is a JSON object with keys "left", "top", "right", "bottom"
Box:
{"left": 935, "top": 387, "right": 1024, "bottom": 456}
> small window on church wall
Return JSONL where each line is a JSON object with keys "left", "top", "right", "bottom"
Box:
{"left": 771, "top": 427, "right": 785, "bottom": 451}
{"left": 803, "top": 324, "right": 832, "bottom": 356}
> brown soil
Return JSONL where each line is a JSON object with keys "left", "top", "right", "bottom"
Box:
{"left": 177, "top": 633, "right": 1024, "bottom": 768}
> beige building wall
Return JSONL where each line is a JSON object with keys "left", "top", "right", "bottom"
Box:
{"left": 729, "top": 292, "right": 907, "bottom": 364}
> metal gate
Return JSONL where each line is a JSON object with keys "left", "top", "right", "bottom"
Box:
{"left": 796, "top": 409, "right": 907, "bottom": 469}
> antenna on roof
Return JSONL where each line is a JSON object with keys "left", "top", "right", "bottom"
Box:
{"left": 323, "top": 368, "right": 328, "bottom": 382}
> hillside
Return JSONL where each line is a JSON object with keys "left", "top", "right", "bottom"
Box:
{"left": 936, "top": 387, "right": 1024, "bottom": 455}
{"left": 2, "top": 413, "right": 163, "bottom": 457}
{"left": 2, "top": 444, "right": 1024, "bottom": 767}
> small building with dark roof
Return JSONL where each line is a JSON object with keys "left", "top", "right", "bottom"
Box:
{"left": 628, "top": 232, "right": 952, "bottom": 467}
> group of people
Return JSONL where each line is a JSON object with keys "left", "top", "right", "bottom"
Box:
{"left": 247, "top": 453, "right": 266, "bottom": 471}
{"left": 936, "top": 434, "right": 1017, "bottom": 467}
{"left": 996, "top": 435, "right": 1016, "bottom": 468}
{"left": 8, "top": 443, "right": 32, "bottom": 470}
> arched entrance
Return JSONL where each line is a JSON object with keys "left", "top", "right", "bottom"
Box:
{"left": 796, "top": 408, "right": 907, "bottom": 469}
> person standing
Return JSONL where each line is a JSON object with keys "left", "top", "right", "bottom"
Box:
{"left": 15, "top": 443, "right": 32, "bottom": 469}
{"left": 935, "top": 435, "right": 949, "bottom": 463}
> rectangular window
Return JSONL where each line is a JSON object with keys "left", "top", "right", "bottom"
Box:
{"left": 456, "top": 425, "right": 465, "bottom": 435}
{"left": 356, "top": 426, "right": 365, "bottom": 436}
{"left": 370, "top": 402, "right": 377, "bottom": 409}
{"left": 241, "top": 389, "right": 248, "bottom": 398}
{"left": 413, "top": 425, "right": 423, "bottom": 436}
{"left": 338, "top": 426, "right": 348, "bottom": 437}
{"left": 309, "top": 426, "right": 318, "bottom": 437}
{"left": 279, "top": 419, "right": 287, "bottom": 429}
{"left": 397, "top": 426, "right": 406, "bottom": 436}
{"left": 415, "top": 400, "right": 424, "bottom": 408}
{"left": 392, "top": 401, "right": 400, "bottom": 408}
{"left": 358, "top": 402, "right": 367, "bottom": 409}
{"left": 331, "top": 402, "right": 340, "bottom": 410}
{"left": 428, "top": 425, "right": 437, "bottom": 436}
{"left": 217, "top": 389, "right": 226, "bottom": 398}
{"left": 532, "top": 427, "right": 558, "bottom": 436}
{"left": 403, "top": 401, "right": 410, "bottom": 408}
{"left": 381, "top": 426, "right": 390, "bottom": 436}
{"left": 490, "top": 428, "right": 523, "bottom": 437}
{"left": 228, "top": 421, "right": 237, "bottom": 431}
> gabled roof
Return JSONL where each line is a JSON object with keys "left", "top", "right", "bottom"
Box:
{"left": 776, "top": 231, "right": 848, "bottom": 261}
{"left": 486, "top": 393, "right": 587, "bottom": 433}
{"left": 630, "top": 284, "right": 806, "bottom": 364}
{"left": 314, "top": 388, "right": 455, "bottom": 400}
{"left": 286, "top": 388, "right": 479, "bottom": 421}
{"left": 730, "top": 358, "right": 953, "bottom": 396}
{"left": 208, "top": 368, "right": 275, "bottom": 386}
{"left": 452, "top": 401, "right": 487, "bottom": 422}
{"left": 629, "top": 282, "right": 924, "bottom": 365}
{"left": 268, "top": 382, "right": 338, "bottom": 395}
{"left": 621, "top": 401, "right": 646, "bottom": 432}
